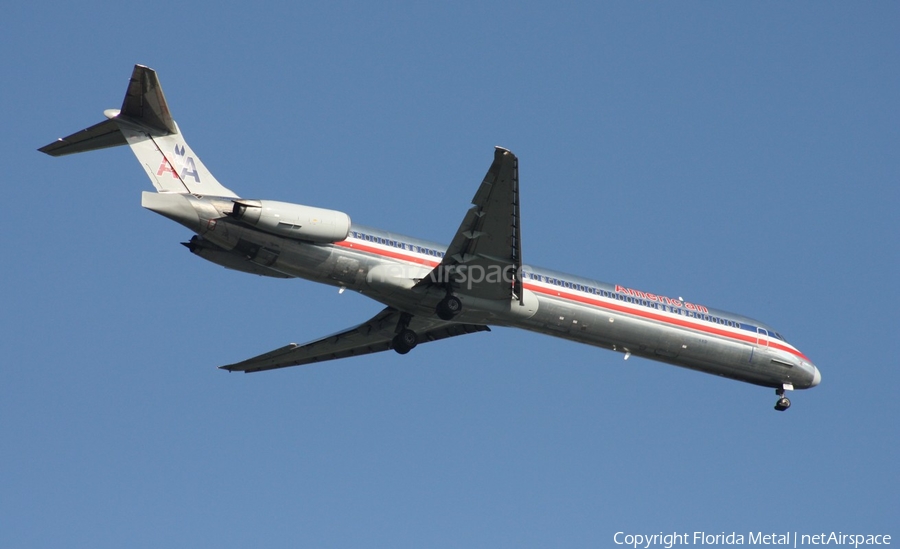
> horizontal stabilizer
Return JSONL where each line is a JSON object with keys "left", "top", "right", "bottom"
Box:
{"left": 38, "top": 118, "right": 126, "bottom": 157}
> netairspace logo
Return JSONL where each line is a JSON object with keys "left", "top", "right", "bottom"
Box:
{"left": 613, "top": 532, "right": 892, "bottom": 549}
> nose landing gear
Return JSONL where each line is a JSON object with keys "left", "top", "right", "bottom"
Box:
{"left": 774, "top": 388, "right": 791, "bottom": 411}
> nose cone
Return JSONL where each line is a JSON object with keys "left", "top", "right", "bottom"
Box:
{"left": 810, "top": 366, "right": 821, "bottom": 388}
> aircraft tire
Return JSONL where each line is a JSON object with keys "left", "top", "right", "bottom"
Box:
{"left": 436, "top": 295, "right": 462, "bottom": 320}
{"left": 392, "top": 329, "right": 418, "bottom": 355}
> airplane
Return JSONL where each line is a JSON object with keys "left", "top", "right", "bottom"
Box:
{"left": 40, "top": 64, "right": 820, "bottom": 411}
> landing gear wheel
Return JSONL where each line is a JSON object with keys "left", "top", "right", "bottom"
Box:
{"left": 436, "top": 295, "right": 462, "bottom": 320}
{"left": 392, "top": 328, "right": 418, "bottom": 355}
{"left": 774, "top": 388, "right": 791, "bottom": 411}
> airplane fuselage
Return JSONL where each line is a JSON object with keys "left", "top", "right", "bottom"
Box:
{"left": 150, "top": 191, "right": 820, "bottom": 392}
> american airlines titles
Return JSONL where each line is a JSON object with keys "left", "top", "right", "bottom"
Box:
{"left": 615, "top": 285, "right": 709, "bottom": 314}
{"left": 156, "top": 144, "right": 201, "bottom": 182}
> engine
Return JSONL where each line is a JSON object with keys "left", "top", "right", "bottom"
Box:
{"left": 230, "top": 199, "right": 351, "bottom": 243}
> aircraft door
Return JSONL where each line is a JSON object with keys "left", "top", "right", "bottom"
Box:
{"left": 756, "top": 327, "right": 769, "bottom": 347}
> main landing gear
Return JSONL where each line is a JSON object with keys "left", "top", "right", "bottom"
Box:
{"left": 774, "top": 388, "right": 791, "bottom": 412}
{"left": 436, "top": 295, "right": 462, "bottom": 321}
{"left": 391, "top": 312, "right": 418, "bottom": 355}
{"left": 391, "top": 328, "right": 418, "bottom": 355}
{"left": 391, "top": 295, "right": 463, "bottom": 355}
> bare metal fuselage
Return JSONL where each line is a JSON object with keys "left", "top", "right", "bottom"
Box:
{"left": 148, "top": 191, "right": 820, "bottom": 392}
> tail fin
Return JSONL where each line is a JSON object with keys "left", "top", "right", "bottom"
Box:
{"left": 39, "top": 64, "right": 238, "bottom": 198}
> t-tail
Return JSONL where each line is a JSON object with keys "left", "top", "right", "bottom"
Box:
{"left": 38, "top": 64, "right": 238, "bottom": 199}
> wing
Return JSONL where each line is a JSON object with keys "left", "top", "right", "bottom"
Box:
{"left": 420, "top": 147, "right": 523, "bottom": 304}
{"left": 220, "top": 307, "right": 489, "bottom": 373}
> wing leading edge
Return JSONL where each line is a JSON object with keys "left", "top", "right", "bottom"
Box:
{"left": 220, "top": 307, "right": 489, "bottom": 373}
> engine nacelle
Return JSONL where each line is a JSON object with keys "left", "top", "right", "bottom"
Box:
{"left": 230, "top": 199, "right": 351, "bottom": 243}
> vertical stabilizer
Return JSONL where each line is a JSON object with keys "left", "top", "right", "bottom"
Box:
{"left": 118, "top": 64, "right": 178, "bottom": 135}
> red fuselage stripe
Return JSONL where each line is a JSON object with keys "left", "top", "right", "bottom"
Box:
{"left": 332, "top": 239, "right": 809, "bottom": 361}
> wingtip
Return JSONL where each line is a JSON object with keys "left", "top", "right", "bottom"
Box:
{"left": 492, "top": 146, "right": 517, "bottom": 161}
{"left": 37, "top": 139, "right": 64, "bottom": 156}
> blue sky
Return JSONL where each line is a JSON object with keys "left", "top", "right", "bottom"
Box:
{"left": 3, "top": 2, "right": 897, "bottom": 547}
